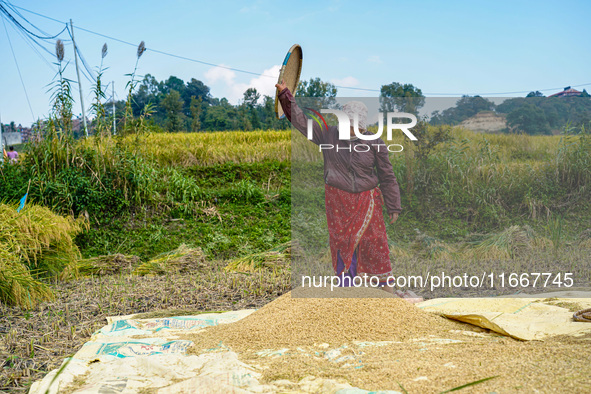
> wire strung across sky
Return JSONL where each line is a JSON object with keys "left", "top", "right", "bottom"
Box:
{"left": 0, "top": 1, "right": 104, "bottom": 103}
{"left": 0, "top": 4, "right": 61, "bottom": 76}
{"left": 1, "top": 0, "right": 68, "bottom": 41}
{"left": 5, "top": 13, "right": 56, "bottom": 73}
{"left": 2, "top": 0, "right": 591, "bottom": 98}
{"left": 0, "top": 3, "right": 66, "bottom": 40}
{"left": 1, "top": 14, "right": 35, "bottom": 120}
{"left": 66, "top": 24, "right": 97, "bottom": 84}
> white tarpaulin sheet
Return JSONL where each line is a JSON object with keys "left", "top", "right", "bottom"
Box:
{"left": 29, "top": 310, "right": 399, "bottom": 394}
{"left": 30, "top": 291, "right": 591, "bottom": 393}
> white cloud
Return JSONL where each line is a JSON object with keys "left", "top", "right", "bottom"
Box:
{"left": 238, "top": 65, "right": 281, "bottom": 102}
{"left": 367, "top": 55, "right": 382, "bottom": 64}
{"left": 205, "top": 64, "right": 281, "bottom": 104}
{"left": 331, "top": 76, "right": 359, "bottom": 87}
{"left": 204, "top": 65, "right": 236, "bottom": 85}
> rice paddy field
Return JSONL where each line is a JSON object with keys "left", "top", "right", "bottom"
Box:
{"left": 79, "top": 129, "right": 291, "bottom": 167}
{"left": 1, "top": 126, "right": 590, "bottom": 391}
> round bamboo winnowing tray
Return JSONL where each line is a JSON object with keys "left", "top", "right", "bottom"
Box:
{"left": 275, "top": 44, "right": 303, "bottom": 119}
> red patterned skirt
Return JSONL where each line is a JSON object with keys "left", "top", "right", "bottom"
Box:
{"left": 325, "top": 184, "right": 392, "bottom": 284}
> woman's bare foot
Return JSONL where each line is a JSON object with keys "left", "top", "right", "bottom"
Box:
{"left": 380, "top": 285, "right": 396, "bottom": 294}
{"left": 394, "top": 290, "right": 424, "bottom": 304}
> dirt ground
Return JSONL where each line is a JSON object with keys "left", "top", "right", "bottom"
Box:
{"left": 0, "top": 263, "right": 289, "bottom": 392}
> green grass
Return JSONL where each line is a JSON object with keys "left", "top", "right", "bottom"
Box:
{"left": 75, "top": 164, "right": 291, "bottom": 262}
{"left": 2, "top": 126, "right": 590, "bottom": 307}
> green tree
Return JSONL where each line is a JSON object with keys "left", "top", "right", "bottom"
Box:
{"left": 189, "top": 96, "right": 203, "bottom": 132}
{"left": 526, "top": 91, "right": 545, "bottom": 97}
{"left": 296, "top": 77, "right": 337, "bottom": 97}
{"left": 183, "top": 79, "right": 210, "bottom": 128}
{"left": 184, "top": 78, "right": 210, "bottom": 103}
{"left": 497, "top": 95, "right": 591, "bottom": 133}
{"left": 430, "top": 95, "right": 495, "bottom": 125}
{"left": 134, "top": 75, "right": 161, "bottom": 108}
{"left": 506, "top": 103, "right": 551, "bottom": 135}
{"left": 261, "top": 95, "right": 289, "bottom": 130}
{"left": 161, "top": 90, "right": 186, "bottom": 132}
{"left": 242, "top": 88, "right": 261, "bottom": 130}
{"left": 131, "top": 75, "right": 211, "bottom": 128}
{"left": 238, "top": 104, "right": 253, "bottom": 130}
{"left": 243, "top": 88, "right": 260, "bottom": 108}
{"left": 296, "top": 78, "right": 337, "bottom": 108}
{"left": 202, "top": 98, "right": 237, "bottom": 131}
{"left": 380, "top": 82, "right": 425, "bottom": 115}
{"left": 162, "top": 76, "right": 185, "bottom": 95}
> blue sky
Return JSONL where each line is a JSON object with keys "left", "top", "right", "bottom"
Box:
{"left": 1, "top": 0, "right": 589, "bottom": 126}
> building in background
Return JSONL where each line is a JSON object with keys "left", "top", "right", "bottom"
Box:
{"left": 2, "top": 131, "right": 22, "bottom": 146}
{"left": 549, "top": 86, "right": 584, "bottom": 98}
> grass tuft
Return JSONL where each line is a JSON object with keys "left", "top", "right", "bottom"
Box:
{"left": 225, "top": 242, "right": 291, "bottom": 273}
{"left": 462, "top": 225, "right": 536, "bottom": 260}
{"left": 411, "top": 230, "right": 455, "bottom": 261}
{"left": 133, "top": 244, "right": 206, "bottom": 275}
{"left": 77, "top": 254, "right": 140, "bottom": 276}
{"left": 0, "top": 203, "right": 87, "bottom": 308}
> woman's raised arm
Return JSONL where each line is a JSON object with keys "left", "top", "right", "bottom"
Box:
{"left": 276, "top": 81, "right": 325, "bottom": 145}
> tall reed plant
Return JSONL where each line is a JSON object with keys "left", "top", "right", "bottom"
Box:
{"left": 90, "top": 43, "right": 110, "bottom": 136}
{"left": 47, "top": 39, "right": 73, "bottom": 137}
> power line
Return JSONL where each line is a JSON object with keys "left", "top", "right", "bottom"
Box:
{"left": 0, "top": 3, "right": 66, "bottom": 40}
{"left": 1, "top": 15, "right": 35, "bottom": 120}
{"left": 341, "top": 82, "right": 591, "bottom": 96}
{"left": 2, "top": 0, "right": 63, "bottom": 39}
{"left": 72, "top": 43, "right": 97, "bottom": 83}
{"left": 146, "top": 47, "right": 278, "bottom": 78}
{"left": 6, "top": 13, "right": 57, "bottom": 73}
{"left": 70, "top": 25, "right": 280, "bottom": 78}
{"left": 8, "top": 14, "right": 57, "bottom": 57}
{"left": 6, "top": 4, "right": 280, "bottom": 79}
{"left": 423, "top": 82, "right": 591, "bottom": 96}
{"left": 0, "top": 1, "right": 65, "bottom": 75}
{"left": 5, "top": 3, "right": 591, "bottom": 97}
{"left": 6, "top": 3, "right": 276, "bottom": 78}
{"left": 4, "top": 1, "right": 63, "bottom": 24}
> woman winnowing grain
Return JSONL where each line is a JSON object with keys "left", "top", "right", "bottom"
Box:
{"left": 276, "top": 80, "right": 421, "bottom": 303}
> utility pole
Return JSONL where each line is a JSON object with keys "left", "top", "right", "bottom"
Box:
{"left": 112, "top": 81, "right": 116, "bottom": 135}
{"left": 70, "top": 19, "right": 88, "bottom": 137}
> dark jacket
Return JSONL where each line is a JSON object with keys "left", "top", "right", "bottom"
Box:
{"left": 278, "top": 88, "right": 402, "bottom": 214}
